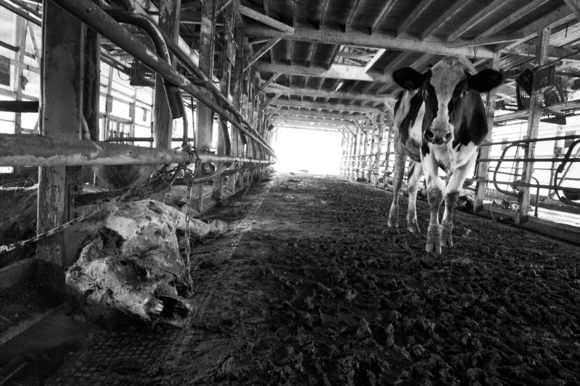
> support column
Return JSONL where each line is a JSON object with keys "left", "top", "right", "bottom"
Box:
{"left": 231, "top": 5, "right": 245, "bottom": 191}
{"left": 368, "top": 116, "right": 377, "bottom": 182}
{"left": 214, "top": 2, "right": 235, "bottom": 200}
{"left": 351, "top": 125, "right": 359, "bottom": 180}
{"left": 153, "top": 0, "right": 181, "bottom": 149}
{"left": 474, "top": 54, "right": 499, "bottom": 213}
{"left": 374, "top": 113, "right": 384, "bottom": 184}
{"left": 362, "top": 120, "right": 369, "bottom": 181}
{"left": 37, "top": 1, "right": 89, "bottom": 291}
{"left": 194, "top": 0, "right": 216, "bottom": 211}
{"left": 516, "top": 27, "right": 550, "bottom": 224}
{"left": 383, "top": 124, "right": 393, "bottom": 186}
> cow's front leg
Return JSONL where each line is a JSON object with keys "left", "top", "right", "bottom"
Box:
{"left": 440, "top": 157, "right": 476, "bottom": 248}
{"left": 406, "top": 161, "right": 424, "bottom": 233}
{"left": 388, "top": 136, "right": 406, "bottom": 228}
{"left": 422, "top": 154, "right": 445, "bottom": 254}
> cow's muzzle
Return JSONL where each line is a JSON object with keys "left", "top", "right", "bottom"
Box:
{"left": 424, "top": 130, "right": 452, "bottom": 145}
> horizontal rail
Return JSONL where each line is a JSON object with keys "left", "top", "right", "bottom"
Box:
{"left": 481, "top": 134, "right": 580, "bottom": 147}
{"left": 52, "top": 0, "right": 275, "bottom": 157}
{"left": 478, "top": 157, "right": 580, "bottom": 163}
{"left": 0, "top": 134, "right": 272, "bottom": 167}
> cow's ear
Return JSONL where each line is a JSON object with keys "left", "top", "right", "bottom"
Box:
{"left": 466, "top": 69, "right": 503, "bottom": 93}
{"left": 393, "top": 68, "right": 429, "bottom": 90}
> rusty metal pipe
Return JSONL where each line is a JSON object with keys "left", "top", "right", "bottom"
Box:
{"left": 51, "top": 0, "right": 275, "bottom": 156}
{"left": 0, "top": 134, "right": 273, "bottom": 167}
{"left": 106, "top": 11, "right": 182, "bottom": 119}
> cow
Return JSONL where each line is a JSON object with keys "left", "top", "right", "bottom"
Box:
{"left": 387, "top": 57, "right": 503, "bottom": 255}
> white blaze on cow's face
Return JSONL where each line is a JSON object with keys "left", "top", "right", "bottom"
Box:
{"left": 424, "top": 58, "right": 467, "bottom": 146}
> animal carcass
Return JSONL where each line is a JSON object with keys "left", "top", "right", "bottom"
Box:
{"left": 66, "top": 200, "right": 227, "bottom": 328}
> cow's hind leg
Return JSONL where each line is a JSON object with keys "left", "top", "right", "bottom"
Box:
{"left": 388, "top": 137, "right": 406, "bottom": 228}
{"left": 440, "top": 156, "right": 476, "bottom": 248}
{"left": 406, "top": 161, "right": 423, "bottom": 233}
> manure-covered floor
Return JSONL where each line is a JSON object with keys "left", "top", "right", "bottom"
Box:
{"left": 45, "top": 173, "right": 580, "bottom": 385}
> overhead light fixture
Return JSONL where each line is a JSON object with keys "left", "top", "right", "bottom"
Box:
{"left": 334, "top": 81, "right": 344, "bottom": 91}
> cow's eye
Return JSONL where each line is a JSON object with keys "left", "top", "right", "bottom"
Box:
{"left": 421, "top": 89, "right": 429, "bottom": 100}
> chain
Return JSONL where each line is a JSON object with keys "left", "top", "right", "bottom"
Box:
{"left": 181, "top": 145, "right": 200, "bottom": 293}
{"left": 0, "top": 158, "right": 194, "bottom": 256}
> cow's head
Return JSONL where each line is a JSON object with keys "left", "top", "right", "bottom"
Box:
{"left": 393, "top": 58, "right": 503, "bottom": 145}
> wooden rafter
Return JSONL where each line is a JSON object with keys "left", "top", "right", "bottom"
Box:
{"left": 478, "top": 0, "right": 551, "bottom": 39}
{"left": 397, "top": 0, "right": 436, "bottom": 37}
{"left": 244, "top": 24, "right": 495, "bottom": 59}
{"left": 256, "top": 61, "right": 394, "bottom": 82}
{"left": 257, "top": 72, "right": 281, "bottom": 95}
{"left": 277, "top": 116, "right": 357, "bottom": 126}
{"left": 364, "top": 48, "right": 385, "bottom": 72}
{"left": 420, "top": 0, "right": 471, "bottom": 40}
{"left": 273, "top": 107, "right": 366, "bottom": 120}
{"left": 272, "top": 98, "right": 384, "bottom": 113}
{"left": 564, "top": 0, "right": 580, "bottom": 20}
{"left": 245, "top": 37, "right": 280, "bottom": 71}
{"left": 264, "top": 85, "right": 391, "bottom": 103}
{"left": 239, "top": 4, "right": 294, "bottom": 33}
{"left": 370, "top": 0, "right": 397, "bottom": 35}
{"left": 345, "top": 0, "right": 363, "bottom": 32}
{"left": 446, "top": 0, "right": 507, "bottom": 42}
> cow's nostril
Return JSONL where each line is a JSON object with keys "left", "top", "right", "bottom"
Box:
{"left": 424, "top": 130, "right": 434, "bottom": 142}
{"left": 444, "top": 133, "right": 452, "bottom": 143}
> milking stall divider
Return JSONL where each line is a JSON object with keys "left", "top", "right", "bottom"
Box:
{"left": 0, "top": 0, "right": 275, "bottom": 291}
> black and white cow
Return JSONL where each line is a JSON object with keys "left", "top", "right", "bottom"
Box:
{"left": 387, "top": 57, "right": 503, "bottom": 255}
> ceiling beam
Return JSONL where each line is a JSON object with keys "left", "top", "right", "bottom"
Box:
{"left": 345, "top": 0, "right": 363, "bottom": 32}
{"left": 500, "top": 2, "right": 577, "bottom": 51}
{"left": 244, "top": 23, "right": 495, "bottom": 59}
{"left": 272, "top": 98, "right": 384, "bottom": 113}
{"left": 370, "top": 0, "right": 397, "bottom": 35}
{"left": 264, "top": 85, "right": 391, "bottom": 103}
{"left": 564, "top": 0, "right": 580, "bottom": 21}
{"left": 506, "top": 43, "right": 580, "bottom": 62}
{"left": 255, "top": 61, "right": 394, "bottom": 82}
{"left": 478, "top": 0, "right": 551, "bottom": 39}
{"left": 397, "top": 0, "right": 436, "bottom": 37}
{"left": 245, "top": 37, "right": 280, "bottom": 71}
{"left": 257, "top": 72, "right": 281, "bottom": 95}
{"left": 239, "top": 4, "right": 294, "bottom": 33}
{"left": 364, "top": 48, "right": 385, "bottom": 72}
{"left": 275, "top": 124, "right": 345, "bottom": 132}
{"left": 420, "top": 0, "right": 470, "bottom": 40}
{"left": 447, "top": 33, "right": 524, "bottom": 48}
{"left": 273, "top": 107, "right": 367, "bottom": 120}
{"left": 277, "top": 116, "right": 356, "bottom": 126}
{"left": 447, "top": 0, "right": 505, "bottom": 42}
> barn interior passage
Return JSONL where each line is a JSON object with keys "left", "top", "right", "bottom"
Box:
{"left": 1, "top": 174, "right": 578, "bottom": 385}
{"left": 2, "top": 0, "right": 580, "bottom": 384}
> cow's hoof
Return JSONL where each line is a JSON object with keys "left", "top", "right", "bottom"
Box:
{"left": 425, "top": 225, "right": 441, "bottom": 255}
{"left": 407, "top": 220, "right": 420, "bottom": 233}
{"left": 440, "top": 223, "right": 453, "bottom": 248}
{"left": 146, "top": 296, "right": 164, "bottom": 315}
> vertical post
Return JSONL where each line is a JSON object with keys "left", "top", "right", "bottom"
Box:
{"left": 362, "top": 120, "right": 369, "bottom": 181}
{"left": 368, "top": 116, "right": 377, "bottom": 182}
{"left": 37, "top": 0, "right": 87, "bottom": 291}
{"left": 383, "top": 123, "right": 393, "bottom": 186}
{"left": 374, "top": 113, "right": 384, "bottom": 184}
{"left": 516, "top": 27, "right": 550, "bottom": 224}
{"left": 214, "top": 2, "right": 235, "bottom": 200}
{"left": 339, "top": 130, "right": 346, "bottom": 176}
{"left": 231, "top": 3, "right": 244, "bottom": 192}
{"left": 474, "top": 54, "right": 500, "bottom": 213}
{"left": 345, "top": 130, "right": 352, "bottom": 178}
{"left": 153, "top": 0, "right": 181, "bottom": 149}
{"left": 351, "top": 125, "right": 359, "bottom": 180}
{"left": 14, "top": 17, "right": 27, "bottom": 134}
{"left": 194, "top": 0, "right": 216, "bottom": 211}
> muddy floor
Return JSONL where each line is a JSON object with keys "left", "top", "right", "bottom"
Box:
{"left": 35, "top": 173, "right": 580, "bottom": 385}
